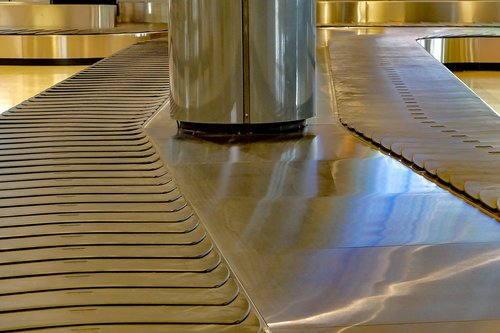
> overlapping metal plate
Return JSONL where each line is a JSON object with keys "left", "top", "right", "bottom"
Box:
{"left": 0, "top": 39, "right": 262, "bottom": 332}
{"left": 328, "top": 29, "right": 500, "bottom": 216}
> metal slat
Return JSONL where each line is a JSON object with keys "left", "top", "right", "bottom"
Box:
{"left": 0, "top": 159, "right": 165, "bottom": 174}
{"left": 0, "top": 210, "right": 194, "bottom": 228}
{"left": 0, "top": 175, "right": 173, "bottom": 191}
{"left": 0, "top": 201, "right": 189, "bottom": 218}
{"left": 0, "top": 228, "right": 205, "bottom": 251}
{"left": 24, "top": 316, "right": 262, "bottom": 333}
{"left": 0, "top": 279, "right": 239, "bottom": 312}
{"left": 0, "top": 240, "right": 214, "bottom": 264}
{"left": 0, "top": 252, "right": 221, "bottom": 279}
{"left": 0, "top": 191, "right": 184, "bottom": 207}
{"left": 0, "top": 264, "right": 232, "bottom": 295}
{"left": 3, "top": 110, "right": 157, "bottom": 117}
{"left": 0, "top": 183, "right": 177, "bottom": 198}
{"left": 0, "top": 129, "right": 146, "bottom": 138}
{"left": 0, "top": 169, "right": 168, "bottom": 182}
{"left": 0, "top": 148, "right": 159, "bottom": 161}
{"left": 0, "top": 143, "right": 155, "bottom": 154}
{"left": 0, "top": 218, "right": 199, "bottom": 237}
{"left": 0, "top": 124, "right": 144, "bottom": 131}
{"left": 0, "top": 136, "right": 150, "bottom": 146}
{"left": 0, "top": 294, "right": 251, "bottom": 330}
{"left": 2, "top": 114, "right": 154, "bottom": 121}
{"left": 0, "top": 150, "right": 159, "bottom": 162}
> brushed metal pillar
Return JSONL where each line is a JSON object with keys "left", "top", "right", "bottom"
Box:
{"left": 169, "top": 0, "right": 245, "bottom": 124}
{"left": 169, "top": 0, "right": 316, "bottom": 128}
{"left": 247, "top": 0, "right": 316, "bottom": 124}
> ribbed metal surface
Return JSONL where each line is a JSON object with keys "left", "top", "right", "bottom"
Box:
{"left": 0, "top": 39, "right": 262, "bottom": 332}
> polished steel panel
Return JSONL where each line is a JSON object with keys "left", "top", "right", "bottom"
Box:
{"left": 248, "top": 0, "right": 316, "bottom": 123}
{"left": 0, "top": 3, "right": 116, "bottom": 29}
{"left": 366, "top": 1, "right": 500, "bottom": 25}
{"left": 317, "top": 1, "right": 365, "bottom": 26}
{"left": 418, "top": 37, "right": 500, "bottom": 64}
{"left": 0, "top": 31, "right": 167, "bottom": 60}
{"left": 317, "top": 1, "right": 500, "bottom": 26}
{"left": 119, "top": 0, "right": 169, "bottom": 24}
{"left": 169, "top": 0, "right": 244, "bottom": 123}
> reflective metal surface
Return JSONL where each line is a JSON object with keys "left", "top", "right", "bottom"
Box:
{"left": 418, "top": 36, "right": 500, "bottom": 65}
{"left": 119, "top": 0, "right": 169, "bottom": 24}
{"left": 317, "top": 1, "right": 500, "bottom": 26}
{"left": 248, "top": 0, "right": 316, "bottom": 123}
{"left": 0, "top": 26, "right": 167, "bottom": 60}
{"left": 0, "top": 3, "right": 116, "bottom": 29}
{"left": 147, "top": 27, "right": 500, "bottom": 332}
{"left": 169, "top": 0, "right": 244, "bottom": 124}
{"left": 169, "top": 0, "right": 315, "bottom": 124}
{"left": 317, "top": 1, "right": 365, "bottom": 26}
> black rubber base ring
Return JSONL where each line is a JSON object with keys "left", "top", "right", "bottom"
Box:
{"left": 445, "top": 63, "right": 500, "bottom": 71}
{"left": 177, "top": 120, "right": 307, "bottom": 136}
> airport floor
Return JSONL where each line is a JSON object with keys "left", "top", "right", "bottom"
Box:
{"left": 454, "top": 71, "right": 500, "bottom": 116}
{"left": 0, "top": 65, "right": 85, "bottom": 112}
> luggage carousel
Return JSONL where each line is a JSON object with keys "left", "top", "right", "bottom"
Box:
{"left": 0, "top": 1, "right": 499, "bottom": 332}
{"left": 0, "top": 2, "right": 167, "bottom": 65}
{"left": 0, "top": 39, "right": 264, "bottom": 332}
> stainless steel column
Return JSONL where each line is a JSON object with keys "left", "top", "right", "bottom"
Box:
{"left": 169, "top": 0, "right": 244, "bottom": 124}
{"left": 246, "top": 0, "right": 316, "bottom": 124}
{"left": 169, "top": 0, "right": 315, "bottom": 129}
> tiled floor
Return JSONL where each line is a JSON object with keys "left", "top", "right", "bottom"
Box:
{"left": 0, "top": 65, "right": 85, "bottom": 112}
{"left": 454, "top": 71, "right": 500, "bottom": 116}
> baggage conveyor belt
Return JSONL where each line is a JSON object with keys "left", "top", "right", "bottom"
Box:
{"left": 0, "top": 39, "right": 263, "bottom": 332}
{"left": 327, "top": 28, "right": 500, "bottom": 217}
{"left": 0, "top": 25, "right": 167, "bottom": 65}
